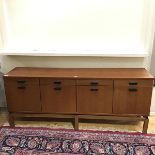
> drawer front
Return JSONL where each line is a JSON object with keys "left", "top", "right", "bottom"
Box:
{"left": 77, "top": 79, "right": 113, "bottom": 86}
{"left": 114, "top": 80, "right": 153, "bottom": 87}
{"left": 40, "top": 78, "right": 76, "bottom": 85}
{"left": 4, "top": 78, "right": 39, "bottom": 86}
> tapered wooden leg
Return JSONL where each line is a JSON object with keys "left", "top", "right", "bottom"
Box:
{"left": 8, "top": 114, "right": 15, "bottom": 127}
{"left": 143, "top": 117, "right": 149, "bottom": 134}
{"left": 74, "top": 116, "right": 79, "bottom": 130}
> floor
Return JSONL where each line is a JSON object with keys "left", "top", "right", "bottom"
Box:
{"left": 0, "top": 110, "right": 155, "bottom": 133}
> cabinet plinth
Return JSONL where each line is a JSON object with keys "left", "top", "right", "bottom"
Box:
{"left": 4, "top": 67, "right": 154, "bottom": 133}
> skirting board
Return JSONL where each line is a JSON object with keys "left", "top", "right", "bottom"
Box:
{"left": 150, "top": 112, "right": 155, "bottom": 116}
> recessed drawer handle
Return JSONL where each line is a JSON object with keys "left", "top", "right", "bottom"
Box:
{"left": 90, "top": 82, "right": 98, "bottom": 85}
{"left": 129, "top": 82, "right": 138, "bottom": 85}
{"left": 17, "top": 80, "right": 26, "bottom": 83}
{"left": 54, "top": 87, "right": 62, "bottom": 90}
{"left": 90, "top": 88, "right": 98, "bottom": 91}
{"left": 128, "top": 88, "right": 137, "bottom": 92}
{"left": 53, "top": 81, "right": 61, "bottom": 84}
{"left": 17, "top": 86, "right": 26, "bottom": 89}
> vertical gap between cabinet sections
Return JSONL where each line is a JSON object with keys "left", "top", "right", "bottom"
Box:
{"left": 112, "top": 80, "right": 114, "bottom": 114}
{"left": 75, "top": 80, "right": 78, "bottom": 113}
{"left": 39, "top": 79, "right": 42, "bottom": 112}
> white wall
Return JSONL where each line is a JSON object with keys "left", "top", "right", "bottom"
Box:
{"left": 0, "top": 55, "right": 147, "bottom": 74}
{"left": 0, "top": 10, "right": 5, "bottom": 106}
{"left": 150, "top": 37, "right": 155, "bottom": 76}
{"left": 1, "top": 0, "right": 155, "bottom": 56}
{"left": 0, "top": 37, "right": 2, "bottom": 50}
{"left": 0, "top": 0, "right": 4, "bottom": 51}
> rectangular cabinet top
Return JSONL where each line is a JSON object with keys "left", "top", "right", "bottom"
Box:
{"left": 4, "top": 67, "right": 154, "bottom": 79}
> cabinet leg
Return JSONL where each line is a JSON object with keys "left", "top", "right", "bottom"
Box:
{"left": 8, "top": 114, "right": 15, "bottom": 127}
{"left": 143, "top": 117, "right": 149, "bottom": 134}
{"left": 74, "top": 116, "right": 79, "bottom": 130}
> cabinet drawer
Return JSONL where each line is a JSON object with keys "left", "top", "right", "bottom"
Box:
{"left": 40, "top": 78, "right": 76, "bottom": 85}
{"left": 114, "top": 80, "right": 153, "bottom": 87}
{"left": 77, "top": 80, "right": 113, "bottom": 86}
{"left": 4, "top": 78, "right": 39, "bottom": 86}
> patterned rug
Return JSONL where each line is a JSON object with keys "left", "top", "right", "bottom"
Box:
{"left": 0, "top": 127, "right": 155, "bottom": 155}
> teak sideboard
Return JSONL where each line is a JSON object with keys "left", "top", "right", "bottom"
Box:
{"left": 3, "top": 67, "right": 154, "bottom": 133}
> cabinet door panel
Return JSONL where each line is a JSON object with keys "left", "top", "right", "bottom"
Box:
{"left": 4, "top": 79, "right": 41, "bottom": 112}
{"left": 113, "top": 84, "right": 153, "bottom": 115}
{"left": 77, "top": 86, "right": 113, "bottom": 114}
{"left": 41, "top": 84, "right": 76, "bottom": 113}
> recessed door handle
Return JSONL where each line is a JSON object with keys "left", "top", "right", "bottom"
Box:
{"left": 53, "top": 81, "right": 61, "bottom": 84}
{"left": 128, "top": 82, "right": 138, "bottom": 85}
{"left": 54, "top": 87, "right": 62, "bottom": 90}
{"left": 128, "top": 88, "right": 137, "bottom": 92}
{"left": 17, "top": 80, "right": 26, "bottom": 83}
{"left": 90, "top": 82, "right": 98, "bottom": 85}
{"left": 90, "top": 88, "right": 98, "bottom": 91}
{"left": 17, "top": 86, "right": 26, "bottom": 89}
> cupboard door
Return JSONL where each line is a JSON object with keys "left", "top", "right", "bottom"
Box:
{"left": 77, "top": 85, "right": 113, "bottom": 114}
{"left": 113, "top": 80, "right": 153, "bottom": 115}
{"left": 4, "top": 78, "right": 41, "bottom": 113}
{"left": 40, "top": 79, "right": 76, "bottom": 113}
